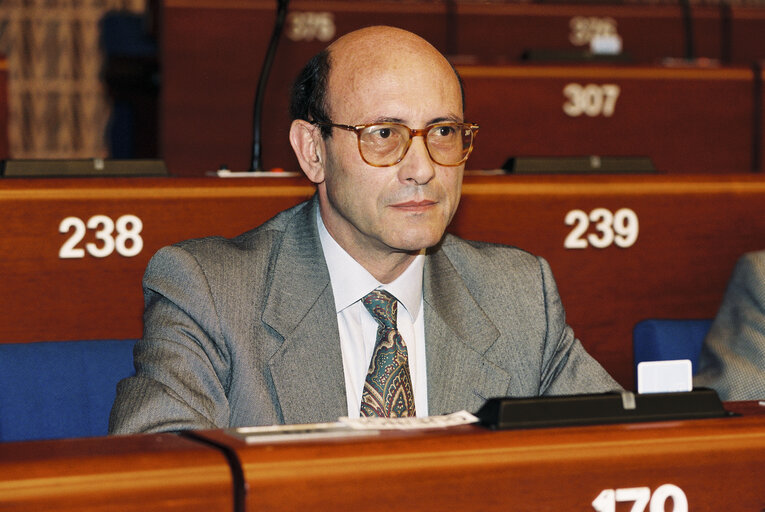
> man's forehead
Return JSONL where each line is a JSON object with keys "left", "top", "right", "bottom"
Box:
{"left": 328, "top": 26, "right": 432, "bottom": 55}
{"left": 326, "top": 32, "right": 462, "bottom": 120}
{"left": 329, "top": 27, "right": 448, "bottom": 76}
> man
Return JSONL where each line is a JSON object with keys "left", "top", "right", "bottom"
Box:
{"left": 694, "top": 250, "right": 765, "bottom": 399}
{"left": 110, "top": 26, "right": 618, "bottom": 434}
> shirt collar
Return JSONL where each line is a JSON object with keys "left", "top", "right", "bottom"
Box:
{"left": 317, "top": 208, "right": 424, "bottom": 321}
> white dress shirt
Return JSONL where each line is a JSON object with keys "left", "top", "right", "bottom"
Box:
{"left": 317, "top": 212, "right": 428, "bottom": 418}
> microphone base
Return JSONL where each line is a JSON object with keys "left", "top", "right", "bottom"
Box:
{"left": 216, "top": 169, "right": 301, "bottom": 178}
{"left": 475, "top": 389, "right": 730, "bottom": 430}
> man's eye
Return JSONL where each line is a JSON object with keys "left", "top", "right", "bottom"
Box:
{"left": 377, "top": 128, "right": 391, "bottom": 138}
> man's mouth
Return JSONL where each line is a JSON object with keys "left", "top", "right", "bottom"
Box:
{"left": 391, "top": 200, "right": 437, "bottom": 212}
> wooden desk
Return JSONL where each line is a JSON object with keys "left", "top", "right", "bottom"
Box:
{"left": 759, "top": 62, "right": 764, "bottom": 172}
{"left": 161, "top": 1, "right": 751, "bottom": 177}
{"left": 455, "top": 3, "right": 723, "bottom": 63}
{"left": 195, "top": 402, "right": 765, "bottom": 511}
{"left": 161, "top": 0, "right": 450, "bottom": 176}
{"left": 728, "top": 6, "right": 765, "bottom": 65}
{"left": 3, "top": 174, "right": 765, "bottom": 388}
{"left": 0, "top": 55, "right": 9, "bottom": 160}
{"left": 458, "top": 63, "right": 760, "bottom": 173}
{"left": 0, "top": 176, "right": 314, "bottom": 344}
{"left": 1, "top": 403, "right": 761, "bottom": 511}
{"left": 453, "top": 173, "right": 765, "bottom": 387}
{"left": 0, "top": 433, "right": 233, "bottom": 512}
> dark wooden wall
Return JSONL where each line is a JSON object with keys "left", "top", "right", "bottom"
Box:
{"left": 4, "top": 173, "right": 765, "bottom": 389}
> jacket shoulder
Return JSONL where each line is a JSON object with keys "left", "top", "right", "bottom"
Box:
{"left": 438, "top": 234, "right": 545, "bottom": 283}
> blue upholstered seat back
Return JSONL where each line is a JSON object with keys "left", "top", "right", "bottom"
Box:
{"left": 633, "top": 319, "right": 713, "bottom": 376}
{"left": 0, "top": 339, "right": 137, "bottom": 442}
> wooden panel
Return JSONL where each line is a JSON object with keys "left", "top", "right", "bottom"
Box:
{"left": 0, "top": 433, "right": 233, "bottom": 512}
{"left": 160, "top": 1, "right": 737, "bottom": 177}
{"left": 0, "top": 55, "right": 9, "bottom": 160}
{"left": 728, "top": 6, "right": 765, "bottom": 65}
{"left": 459, "top": 64, "right": 757, "bottom": 173}
{"left": 453, "top": 173, "right": 765, "bottom": 387}
{"left": 3, "top": 173, "right": 765, "bottom": 389}
{"left": 1, "top": 404, "right": 761, "bottom": 510}
{"left": 455, "top": 3, "right": 723, "bottom": 63}
{"left": 0, "top": 176, "right": 314, "bottom": 344}
{"left": 760, "top": 64, "right": 764, "bottom": 172}
{"left": 161, "top": 0, "right": 450, "bottom": 176}
{"left": 196, "top": 404, "right": 765, "bottom": 511}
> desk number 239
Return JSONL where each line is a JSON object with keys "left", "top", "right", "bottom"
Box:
{"left": 565, "top": 207, "right": 638, "bottom": 249}
{"left": 59, "top": 215, "right": 143, "bottom": 259}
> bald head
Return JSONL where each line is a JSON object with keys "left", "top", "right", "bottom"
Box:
{"left": 287, "top": 26, "right": 470, "bottom": 279}
{"left": 289, "top": 26, "right": 464, "bottom": 136}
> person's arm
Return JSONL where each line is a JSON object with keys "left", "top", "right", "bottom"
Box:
{"left": 694, "top": 251, "right": 765, "bottom": 400}
{"left": 109, "top": 245, "right": 232, "bottom": 434}
{"left": 535, "top": 257, "right": 623, "bottom": 395}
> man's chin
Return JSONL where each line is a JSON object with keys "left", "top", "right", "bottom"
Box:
{"left": 389, "top": 229, "right": 446, "bottom": 253}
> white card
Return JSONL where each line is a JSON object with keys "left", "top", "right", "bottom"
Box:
{"left": 637, "top": 359, "right": 693, "bottom": 394}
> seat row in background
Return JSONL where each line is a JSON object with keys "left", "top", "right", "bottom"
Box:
{"left": 0, "top": 318, "right": 713, "bottom": 442}
{"left": 0, "top": 55, "right": 7, "bottom": 161}
{"left": 159, "top": 0, "right": 765, "bottom": 175}
{"left": 2, "top": 173, "right": 764, "bottom": 441}
{"left": 2, "top": 1, "right": 765, "bottom": 443}
{"left": 3, "top": 174, "right": 765, "bottom": 384}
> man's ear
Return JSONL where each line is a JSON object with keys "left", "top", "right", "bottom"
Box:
{"left": 289, "top": 119, "right": 325, "bottom": 184}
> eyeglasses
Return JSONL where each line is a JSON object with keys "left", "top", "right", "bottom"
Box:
{"left": 313, "top": 121, "right": 479, "bottom": 167}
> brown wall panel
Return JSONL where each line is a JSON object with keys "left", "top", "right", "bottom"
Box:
{"left": 0, "top": 56, "right": 9, "bottom": 160}
{"left": 728, "top": 6, "right": 765, "bottom": 65}
{"left": 195, "top": 405, "right": 765, "bottom": 511}
{"left": 455, "top": 3, "right": 723, "bottom": 63}
{"left": 0, "top": 433, "right": 233, "bottom": 512}
{"left": 460, "top": 65, "right": 756, "bottom": 173}
{"left": 161, "top": 0, "right": 450, "bottom": 176}
{"left": 161, "top": 1, "right": 760, "bottom": 176}
{"left": 3, "top": 173, "right": 765, "bottom": 389}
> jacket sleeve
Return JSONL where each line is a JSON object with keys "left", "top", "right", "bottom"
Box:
{"left": 535, "top": 256, "right": 623, "bottom": 396}
{"left": 694, "top": 251, "right": 765, "bottom": 400}
{"left": 109, "top": 245, "right": 232, "bottom": 434}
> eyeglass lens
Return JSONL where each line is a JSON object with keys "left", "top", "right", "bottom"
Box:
{"left": 358, "top": 123, "right": 473, "bottom": 166}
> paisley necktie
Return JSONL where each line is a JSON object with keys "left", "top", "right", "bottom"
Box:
{"left": 360, "top": 289, "right": 416, "bottom": 417}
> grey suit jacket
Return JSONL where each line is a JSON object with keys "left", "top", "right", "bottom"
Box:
{"left": 694, "top": 250, "right": 765, "bottom": 400}
{"left": 109, "top": 197, "right": 618, "bottom": 434}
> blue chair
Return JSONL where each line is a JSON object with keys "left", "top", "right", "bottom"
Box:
{"left": 633, "top": 319, "right": 713, "bottom": 377}
{"left": 0, "top": 339, "right": 137, "bottom": 442}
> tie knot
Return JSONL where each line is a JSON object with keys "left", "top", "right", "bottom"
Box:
{"left": 362, "top": 289, "right": 397, "bottom": 329}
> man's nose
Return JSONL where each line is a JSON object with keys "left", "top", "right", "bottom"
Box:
{"left": 398, "top": 136, "right": 436, "bottom": 185}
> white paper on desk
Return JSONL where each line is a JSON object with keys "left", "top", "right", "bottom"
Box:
{"left": 227, "top": 411, "right": 479, "bottom": 443}
{"left": 231, "top": 421, "right": 376, "bottom": 444}
{"left": 339, "top": 410, "right": 479, "bottom": 430}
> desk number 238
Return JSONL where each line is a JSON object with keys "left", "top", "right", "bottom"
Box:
{"left": 565, "top": 207, "right": 638, "bottom": 249}
{"left": 59, "top": 215, "right": 143, "bottom": 259}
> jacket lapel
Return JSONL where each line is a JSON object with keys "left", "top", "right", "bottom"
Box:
{"left": 260, "top": 202, "right": 510, "bottom": 422}
{"left": 261, "top": 197, "right": 348, "bottom": 424}
{"left": 424, "top": 244, "right": 511, "bottom": 415}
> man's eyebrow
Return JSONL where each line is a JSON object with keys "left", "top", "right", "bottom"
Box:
{"left": 368, "top": 115, "right": 463, "bottom": 125}
{"left": 371, "top": 116, "right": 405, "bottom": 124}
{"left": 428, "top": 115, "right": 462, "bottom": 124}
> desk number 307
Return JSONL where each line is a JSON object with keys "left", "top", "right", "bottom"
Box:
{"left": 59, "top": 215, "right": 143, "bottom": 259}
{"left": 593, "top": 485, "right": 688, "bottom": 512}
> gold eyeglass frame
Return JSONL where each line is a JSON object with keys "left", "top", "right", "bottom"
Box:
{"left": 312, "top": 121, "right": 480, "bottom": 167}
